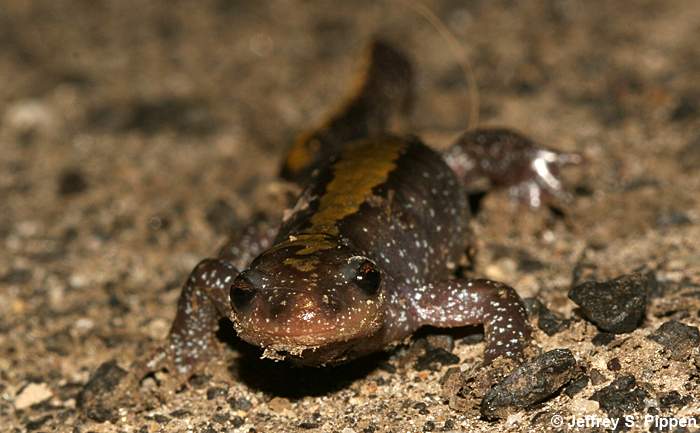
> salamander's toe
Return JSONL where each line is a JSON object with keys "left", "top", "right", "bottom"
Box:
{"left": 509, "top": 149, "right": 583, "bottom": 208}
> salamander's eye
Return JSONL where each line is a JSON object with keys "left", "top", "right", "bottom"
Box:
{"left": 230, "top": 274, "right": 256, "bottom": 311}
{"left": 352, "top": 260, "right": 381, "bottom": 295}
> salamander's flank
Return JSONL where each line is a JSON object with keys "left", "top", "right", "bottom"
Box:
{"left": 107, "top": 38, "right": 580, "bottom": 408}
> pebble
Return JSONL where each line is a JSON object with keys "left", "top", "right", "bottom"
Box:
{"left": 563, "top": 374, "right": 589, "bottom": 397}
{"left": 647, "top": 320, "right": 700, "bottom": 361}
{"left": 590, "top": 375, "right": 649, "bottom": 418}
{"left": 523, "top": 298, "right": 569, "bottom": 336}
{"left": 78, "top": 360, "right": 128, "bottom": 422}
{"left": 414, "top": 347, "right": 460, "bottom": 371}
{"left": 568, "top": 272, "right": 652, "bottom": 333}
{"left": 267, "top": 396, "right": 292, "bottom": 412}
{"left": 481, "top": 349, "right": 579, "bottom": 419}
{"left": 14, "top": 383, "right": 53, "bottom": 410}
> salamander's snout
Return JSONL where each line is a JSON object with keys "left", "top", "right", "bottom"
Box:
{"left": 228, "top": 254, "right": 386, "bottom": 350}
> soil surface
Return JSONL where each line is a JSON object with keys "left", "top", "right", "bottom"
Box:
{"left": 2, "top": 1, "right": 700, "bottom": 432}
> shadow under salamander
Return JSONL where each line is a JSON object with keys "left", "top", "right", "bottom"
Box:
{"left": 216, "top": 319, "right": 390, "bottom": 398}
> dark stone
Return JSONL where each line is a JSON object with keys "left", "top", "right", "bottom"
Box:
{"left": 231, "top": 416, "right": 245, "bottom": 427}
{"left": 153, "top": 414, "right": 171, "bottom": 424}
{"left": 568, "top": 272, "right": 653, "bottom": 333}
{"left": 423, "top": 420, "right": 436, "bottom": 432}
{"left": 206, "top": 386, "right": 228, "bottom": 400}
{"left": 228, "top": 397, "right": 252, "bottom": 411}
{"left": 58, "top": 169, "right": 88, "bottom": 196}
{"left": 0, "top": 268, "right": 32, "bottom": 284}
{"left": 188, "top": 374, "right": 211, "bottom": 388}
{"left": 524, "top": 298, "right": 570, "bottom": 336}
{"left": 563, "top": 374, "right": 589, "bottom": 397}
{"left": 607, "top": 358, "right": 622, "bottom": 371}
{"left": 212, "top": 413, "right": 229, "bottom": 424}
{"left": 647, "top": 320, "right": 700, "bottom": 361}
{"left": 658, "top": 391, "right": 692, "bottom": 409}
{"left": 414, "top": 347, "right": 460, "bottom": 371}
{"left": 590, "top": 375, "right": 649, "bottom": 419}
{"left": 481, "top": 349, "right": 579, "bottom": 419}
{"left": 592, "top": 332, "right": 616, "bottom": 346}
{"left": 77, "top": 360, "right": 128, "bottom": 422}
{"left": 656, "top": 210, "right": 691, "bottom": 228}
{"left": 26, "top": 415, "right": 52, "bottom": 431}
{"left": 671, "top": 95, "right": 698, "bottom": 121}
{"left": 442, "top": 419, "right": 455, "bottom": 430}
{"left": 298, "top": 421, "right": 319, "bottom": 429}
{"left": 170, "top": 409, "right": 192, "bottom": 418}
{"left": 413, "top": 401, "right": 429, "bottom": 415}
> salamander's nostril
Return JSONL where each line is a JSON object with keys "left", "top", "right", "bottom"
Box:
{"left": 230, "top": 276, "right": 256, "bottom": 311}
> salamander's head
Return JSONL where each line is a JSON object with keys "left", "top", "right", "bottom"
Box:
{"left": 228, "top": 234, "right": 385, "bottom": 364}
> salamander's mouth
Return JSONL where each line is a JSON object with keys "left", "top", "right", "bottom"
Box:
{"left": 233, "top": 315, "right": 383, "bottom": 354}
{"left": 250, "top": 336, "right": 378, "bottom": 366}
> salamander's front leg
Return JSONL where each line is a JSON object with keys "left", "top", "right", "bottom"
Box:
{"left": 444, "top": 128, "right": 582, "bottom": 207}
{"left": 133, "top": 258, "right": 238, "bottom": 388}
{"left": 411, "top": 279, "right": 531, "bottom": 363}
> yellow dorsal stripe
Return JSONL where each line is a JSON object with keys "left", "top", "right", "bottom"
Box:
{"left": 306, "top": 137, "right": 405, "bottom": 237}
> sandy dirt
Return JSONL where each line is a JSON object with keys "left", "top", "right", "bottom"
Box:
{"left": 2, "top": 1, "right": 700, "bottom": 432}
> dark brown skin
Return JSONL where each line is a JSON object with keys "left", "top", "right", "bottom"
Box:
{"left": 131, "top": 40, "right": 580, "bottom": 389}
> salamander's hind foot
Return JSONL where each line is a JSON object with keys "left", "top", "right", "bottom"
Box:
{"left": 444, "top": 128, "right": 582, "bottom": 208}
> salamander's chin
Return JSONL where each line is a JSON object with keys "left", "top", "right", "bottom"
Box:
{"left": 233, "top": 323, "right": 384, "bottom": 366}
{"left": 250, "top": 334, "right": 382, "bottom": 366}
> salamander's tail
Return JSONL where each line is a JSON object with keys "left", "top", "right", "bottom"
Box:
{"left": 280, "top": 39, "right": 414, "bottom": 184}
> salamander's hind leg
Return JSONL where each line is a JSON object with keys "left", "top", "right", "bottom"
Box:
{"left": 444, "top": 128, "right": 582, "bottom": 207}
{"left": 411, "top": 278, "right": 531, "bottom": 363}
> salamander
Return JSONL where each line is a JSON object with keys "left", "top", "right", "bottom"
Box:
{"left": 133, "top": 40, "right": 580, "bottom": 387}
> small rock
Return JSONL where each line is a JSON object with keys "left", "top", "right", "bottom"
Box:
{"left": 442, "top": 356, "right": 519, "bottom": 416}
{"left": 590, "top": 375, "right": 649, "bottom": 418}
{"left": 58, "top": 168, "right": 88, "bottom": 196}
{"left": 425, "top": 334, "right": 454, "bottom": 352}
{"left": 524, "top": 298, "right": 569, "bottom": 336}
{"left": 78, "top": 360, "right": 128, "bottom": 422}
{"left": 481, "top": 349, "right": 579, "bottom": 420}
{"left": 607, "top": 358, "right": 622, "bottom": 371}
{"left": 591, "top": 332, "right": 615, "bottom": 346}
{"left": 228, "top": 396, "right": 252, "bottom": 411}
{"left": 206, "top": 386, "right": 228, "bottom": 400}
{"left": 267, "top": 396, "right": 291, "bottom": 412}
{"left": 563, "top": 374, "right": 589, "bottom": 397}
{"left": 658, "top": 391, "right": 692, "bottom": 409}
{"left": 671, "top": 94, "right": 698, "bottom": 121}
{"left": 15, "top": 383, "right": 53, "bottom": 409}
{"left": 568, "top": 272, "right": 653, "bottom": 333}
{"left": 647, "top": 320, "right": 700, "bottom": 361}
{"left": 415, "top": 347, "right": 460, "bottom": 371}
{"left": 169, "top": 409, "right": 191, "bottom": 418}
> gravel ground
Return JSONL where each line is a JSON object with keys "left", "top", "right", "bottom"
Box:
{"left": 2, "top": 1, "right": 700, "bottom": 432}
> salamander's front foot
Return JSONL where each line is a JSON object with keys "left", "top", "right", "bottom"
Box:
{"left": 444, "top": 128, "right": 582, "bottom": 208}
{"left": 411, "top": 278, "right": 532, "bottom": 363}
